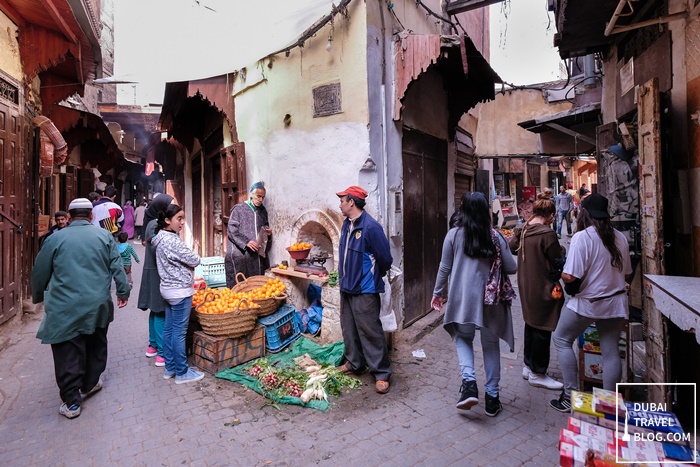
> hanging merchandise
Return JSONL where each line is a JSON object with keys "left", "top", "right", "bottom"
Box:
{"left": 39, "top": 132, "right": 54, "bottom": 178}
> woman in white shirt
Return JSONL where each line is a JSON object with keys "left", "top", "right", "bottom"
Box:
{"left": 549, "top": 194, "right": 632, "bottom": 412}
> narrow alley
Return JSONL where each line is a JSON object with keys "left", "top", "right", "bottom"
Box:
{"left": 0, "top": 243, "right": 565, "bottom": 466}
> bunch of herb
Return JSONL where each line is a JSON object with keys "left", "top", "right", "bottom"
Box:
{"left": 321, "top": 366, "right": 362, "bottom": 397}
{"left": 328, "top": 270, "right": 339, "bottom": 287}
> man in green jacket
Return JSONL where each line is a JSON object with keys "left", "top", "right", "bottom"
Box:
{"left": 32, "top": 198, "right": 130, "bottom": 419}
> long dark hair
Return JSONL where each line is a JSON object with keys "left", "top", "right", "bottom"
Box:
{"left": 155, "top": 204, "right": 183, "bottom": 234}
{"left": 576, "top": 208, "right": 623, "bottom": 270}
{"left": 455, "top": 192, "right": 496, "bottom": 258}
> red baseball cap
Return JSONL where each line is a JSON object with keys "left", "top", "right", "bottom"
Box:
{"left": 336, "top": 185, "right": 368, "bottom": 200}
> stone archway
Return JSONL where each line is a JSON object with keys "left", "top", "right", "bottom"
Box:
{"left": 285, "top": 209, "right": 344, "bottom": 343}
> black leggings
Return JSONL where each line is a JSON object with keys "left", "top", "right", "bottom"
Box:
{"left": 523, "top": 323, "right": 552, "bottom": 375}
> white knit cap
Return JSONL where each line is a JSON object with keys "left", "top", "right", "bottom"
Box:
{"left": 68, "top": 198, "right": 93, "bottom": 210}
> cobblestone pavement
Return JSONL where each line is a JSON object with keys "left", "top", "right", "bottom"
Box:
{"left": 0, "top": 241, "right": 569, "bottom": 466}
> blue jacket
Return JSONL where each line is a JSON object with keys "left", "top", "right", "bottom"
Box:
{"left": 338, "top": 211, "right": 392, "bottom": 294}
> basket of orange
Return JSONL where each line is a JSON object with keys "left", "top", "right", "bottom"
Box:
{"left": 286, "top": 242, "right": 312, "bottom": 261}
{"left": 195, "top": 290, "right": 260, "bottom": 338}
{"left": 231, "top": 272, "right": 288, "bottom": 317}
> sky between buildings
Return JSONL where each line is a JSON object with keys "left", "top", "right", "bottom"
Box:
{"left": 113, "top": 0, "right": 562, "bottom": 105}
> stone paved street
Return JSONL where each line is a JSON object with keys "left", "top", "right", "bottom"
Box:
{"left": 0, "top": 241, "right": 570, "bottom": 466}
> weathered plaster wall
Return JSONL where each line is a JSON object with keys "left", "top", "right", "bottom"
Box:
{"left": 474, "top": 89, "right": 571, "bottom": 156}
{"left": 0, "top": 12, "right": 21, "bottom": 81}
{"left": 233, "top": 0, "right": 370, "bottom": 265}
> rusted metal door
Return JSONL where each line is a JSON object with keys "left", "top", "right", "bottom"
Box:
{"left": 0, "top": 99, "right": 23, "bottom": 324}
{"left": 637, "top": 78, "right": 668, "bottom": 402}
{"left": 403, "top": 129, "right": 447, "bottom": 326}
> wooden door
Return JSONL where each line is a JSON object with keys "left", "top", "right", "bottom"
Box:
{"left": 191, "top": 156, "right": 203, "bottom": 255}
{"left": 79, "top": 168, "right": 94, "bottom": 198}
{"left": 220, "top": 142, "right": 246, "bottom": 225}
{"left": 402, "top": 129, "right": 447, "bottom": 326}
{"left": 0, "top": 100, "right": 23, "bottom": 324}
{"left": 60, "top": 165, "right": 78, "bottom": 210}
{"left": 637, "top": 78, "right": 668, "bottom": 403}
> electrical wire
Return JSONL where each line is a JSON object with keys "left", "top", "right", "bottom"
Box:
{"left": 385, "top": 1, "right": 407, "bottom": 31}
{"left": 414, "top": 0, "right": 458, "bottom": 33}
{"left": 267, "top": 0, "right": 352, "bottom": 59}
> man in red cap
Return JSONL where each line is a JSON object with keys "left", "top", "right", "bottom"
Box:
{"left": 336, "top": 186, "right": 393, "bottom": 393}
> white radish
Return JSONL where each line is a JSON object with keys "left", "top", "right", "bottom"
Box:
{"left": 300, "top": 388, "right": 314, "bottom": 403}
{"left": 306, "top": 374, "right": 328, "bottom": 386}
{"left": 305, "top": 365, "right": 321, "bottom": 373}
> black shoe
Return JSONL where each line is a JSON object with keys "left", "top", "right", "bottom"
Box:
{"left": 484, "top": 393, "right": 502, "bottom": 417}
{"left": 456, "top": 380, "right": 478, "bottom": 410}
{"left": 550, "top": 392, "right": 572, "bottom": 413}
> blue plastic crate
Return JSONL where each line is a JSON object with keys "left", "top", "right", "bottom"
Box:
{"left": 194, "top": 256, "right": 226, "bottom": 288}
{"left": 257, "top": 304, "right": 300, "bottom": 352}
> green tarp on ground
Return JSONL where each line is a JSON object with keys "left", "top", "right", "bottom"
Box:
{"left": 216, "top": 337, "right": 345, "bottom": 412}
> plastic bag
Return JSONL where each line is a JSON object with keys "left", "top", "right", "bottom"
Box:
{"left": 294, "top": 284, "right": 323, "bottom": 335}
{"left": 256, "top": 226, "right": 269, "bottom": 258}
{"left": 379, "top": 266, "right": 402, "bottom": 332}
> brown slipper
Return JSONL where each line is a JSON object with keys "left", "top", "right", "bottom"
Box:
{"left": 337, "top": 363, "right": 355, "bottom": 375}
{"left": 375, "top": 380, "right": 390, "bottom": 394}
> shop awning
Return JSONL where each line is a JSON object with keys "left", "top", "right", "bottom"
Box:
{"left": 394, "top": 34, "right": 501, "bottom": 138}
{"left": 50, "top": 105, "right": 125, "bottom": 171}
{"left": 517, "top": 102, "right": 600, "bottom": 155}
{"left": 1, "top": 0, "right": 103, "bottom": 106}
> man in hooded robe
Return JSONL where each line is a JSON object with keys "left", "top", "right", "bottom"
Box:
{"left": 225, "top": 182, "right": 272, "bottom": 286}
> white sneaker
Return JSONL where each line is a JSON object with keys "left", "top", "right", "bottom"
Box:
{"left": 522, "top": 366, "right": 531, "bottom": 380}
{"left": 528, "top": 373, "right": 564, "bottom": 390}
{"left": 79, "top": 377, "right": 103, "bottom": 399}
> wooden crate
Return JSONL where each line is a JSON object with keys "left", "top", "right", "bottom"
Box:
{"left": 190, "top": 324, "right": 265, "bottom": 374}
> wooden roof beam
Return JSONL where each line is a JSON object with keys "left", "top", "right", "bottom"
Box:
{"left": 0, "top": 0, "right": 26, "bottom": 27}
{"left": 44, "top": 0, "right": 78, "bottom": 43}
{"left": 544, "top": 122, "right": 596, "bottom": 146}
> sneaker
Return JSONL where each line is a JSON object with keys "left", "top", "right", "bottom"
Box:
{"left": 79, "top": 378, "right": 103, "bottom": 399}
{"left": 456, "top": 380, "right": 479, "bottom": 410}
{"left": 550, "top": 392, "right": 572, "bottom": 413}
{"left": 59, "top": 402, "right": 81, "bottom": 419}
{"left": 155, "top": 356, "right": 165, "bottom": 367}
{"left": 522, "top": 366, "right": 531, "bottom": 380}
{"left": 145, "top": 346, "right": 158, "bottom": 357}
{"left": 484, "top": 393, "right": 502, "bottom": 417}
{"left": 163, "top": 369, "right": 175, "bottom": 380}
{"left": 528, "top": 373, "right": 564, "bottom": 390}
{"left": 175, "top": 368, "right": 205, "bottom": 384}
{"left": 557, "top": 233, "right": 562, "bottom": 239}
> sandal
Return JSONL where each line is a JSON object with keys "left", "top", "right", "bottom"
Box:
{"left": 375, "top": 380, "right": 390, "bottom": 394}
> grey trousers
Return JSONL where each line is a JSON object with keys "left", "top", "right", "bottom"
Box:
{"left": 552, "top": 305, "right": 625, "bottom": 397}
{"left": 340, "top": 292, "right": 392, "bottom": 382}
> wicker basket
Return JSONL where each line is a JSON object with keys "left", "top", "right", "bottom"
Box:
{"left": 231, "top": 272, "right": 287, "bottom": 317}
{"left": 195, "top": 294, "right": 258, "bottom": 338}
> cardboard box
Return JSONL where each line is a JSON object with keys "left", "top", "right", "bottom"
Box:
{"left": 190, "top": 324, "right": 265, "bottom": 374}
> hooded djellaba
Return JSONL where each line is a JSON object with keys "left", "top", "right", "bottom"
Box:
{"left": 508, "top": 197, "right": 565, "bottom": 331}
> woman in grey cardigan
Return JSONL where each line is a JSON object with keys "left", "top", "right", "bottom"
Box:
{"left": 431, "top": 192, "right": 517, "bottom": 417}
